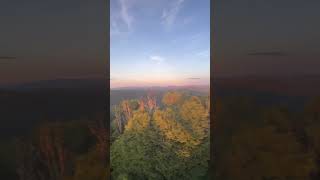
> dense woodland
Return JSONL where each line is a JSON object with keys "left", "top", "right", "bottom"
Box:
{"left": 110, "top": 88, "right": 320, "bottom": 180}
{"left": 0, "top": 118, "right": 108, "bottom": 180}
{"left": 213, "top": 95, "right": 320, "bottom": 180}
{"left": 1, "top": 85, "right": 320, "bottom": 179}
{"left": 110, "top": 91, "right": 210, "bottom": 180}
{"left": 0, "top": 88, "right": 108, "bottom": 180}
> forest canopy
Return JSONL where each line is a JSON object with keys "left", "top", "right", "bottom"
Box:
{"left": 110, "top": 91, "right": 210, "bottom": 180}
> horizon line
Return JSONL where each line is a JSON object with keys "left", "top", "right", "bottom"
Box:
{"left": 110, "top": 84, "right": 210, "bottom": 90}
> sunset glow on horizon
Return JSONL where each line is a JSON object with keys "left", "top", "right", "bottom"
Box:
{"left": 110, "top": 76, "right": 210, "bottom": 89}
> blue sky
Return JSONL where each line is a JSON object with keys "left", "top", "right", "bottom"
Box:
{"left": 110, "top": 0, "right": 210, "bottom": 88}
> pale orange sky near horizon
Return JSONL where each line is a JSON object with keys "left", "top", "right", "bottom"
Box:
{"left": 110, "top": 76, "right": 210, "bottom": 89}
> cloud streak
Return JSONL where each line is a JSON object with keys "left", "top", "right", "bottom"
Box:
{"left": 110, "top": 16, "right": 120, "bottom": 36}
{"left": 150, "top": 56, "right": 165, "bottom": 64}
{"left": 110, "top": 0, "right": 134, "bottom": 36}
{"left": 119, "top": 0, "right": 133, "bottom": 29}
{"left": 161, "top": 0, "right": 185, "bottom": 30}
{"left": 197, "top": 50, "right": 209, "bottom": 57}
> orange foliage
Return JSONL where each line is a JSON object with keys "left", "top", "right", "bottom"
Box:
{"left": 162, "top": 92, "right": 182, "bottom": 106}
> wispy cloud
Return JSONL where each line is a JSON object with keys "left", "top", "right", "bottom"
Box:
{"left": 119, "top": 0, "right": 133, "bottom": 29}
{"left": 161, "top": 0, "right": 185, "bottom": 30}
{"left": 110, "top": 16, "right": 121, "bottom": 36}
{"left": 197, "top": 50, "right": 210, "bottom": 57}
{"left": 187, "top": 77, "right": 201, "bottom": 80}
{"left": 150, "top": 56, "right": 165, "bottom": 64}
{"left": 111, "top": 0, "right": 134, "bottom": 36}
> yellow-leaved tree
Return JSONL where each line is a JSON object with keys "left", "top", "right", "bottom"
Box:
{"left": 180, "top": 96, "right": 209, "bottom": 140}
{"left": 125, "top": 111, "right": 150, "bottom": 132}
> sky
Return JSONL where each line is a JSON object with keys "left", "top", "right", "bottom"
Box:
{"left": 110, "top": 0, "right": 210, "bottom": 88}
{"left": 0, "top": 0, "right": 107, "bottom": 85}
{"left": 3, "top": 0, "right": 317, "bottom": 87}
{"left": 213, "top": 0, "right": 320, "bottom": 78}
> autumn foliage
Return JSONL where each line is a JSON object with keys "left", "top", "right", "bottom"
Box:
{"left": 111, "top": 91, "right": 210, "bottom": 179}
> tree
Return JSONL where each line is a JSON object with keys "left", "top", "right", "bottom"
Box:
{"left": 153, "top": 108, "right": 198, "bottom": 157}
{"left": 113, "top": 100, "right": 140, "bottom": 135}
{"left": 111, "top": 92, "right": 210, "bottom": 180}
{"left": 220, "top": 125, "right": 315, "bottom": 180}
{"left": 162, "top": 92, "right": 183, "bottom": 106}
{"left": 306, "top": 121, "right": 320, "bottom": 178}
{"left": 73, "top": 146, "right": 107, "bottom": 180}
{"left": 180, "top": 96, "right": 209, "bottom": 140}
{"left": 38, "top": 124, "right": 68, "bottom": 180}
{"left": 88, "top": 119, "right": 108, "bottom": 166}
{"left": 125, "top": 111, "right": 150, "bottom": 132}
{"left": 111, "top": 130, "right": 160, "bottom": 180}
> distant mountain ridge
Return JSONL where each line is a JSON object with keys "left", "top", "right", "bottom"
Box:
{"left": 1, "top": 78, "right": 107, "bottom": 91}
{"left": 214, "top": 75, "right": 320, "bottom": 97}
{"left": 111, "top": 84, "right": 209, "bottom": 92}
{"left": 2, "top": 75, "right": 319, "bottom": 96}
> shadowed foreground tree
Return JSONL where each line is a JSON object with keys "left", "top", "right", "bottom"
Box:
{"left": 220, "top": 125, "right": 315, "bottom": 180}
{"left": 88, "top": 118, "right": 108, "bottom": 164}
{"left": 305, "top": 97, "right": 320, "bottom": 178}
{"left": 73, "top": 146, "right": 107, "bottom": 180}
{"left": 213, "top": 96, "right": 320, "bottom": 180}
{"left": 15, "top": 139, "right": 45, "bottom": 180}
{"left": 15, "top": 119, "right": 108, "bottom": 180}
{"left": 15, "top": 124, "right": 70, "bottom": 180}
{"left": 38, "top": 124, "right": 68, "bottom": 180}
